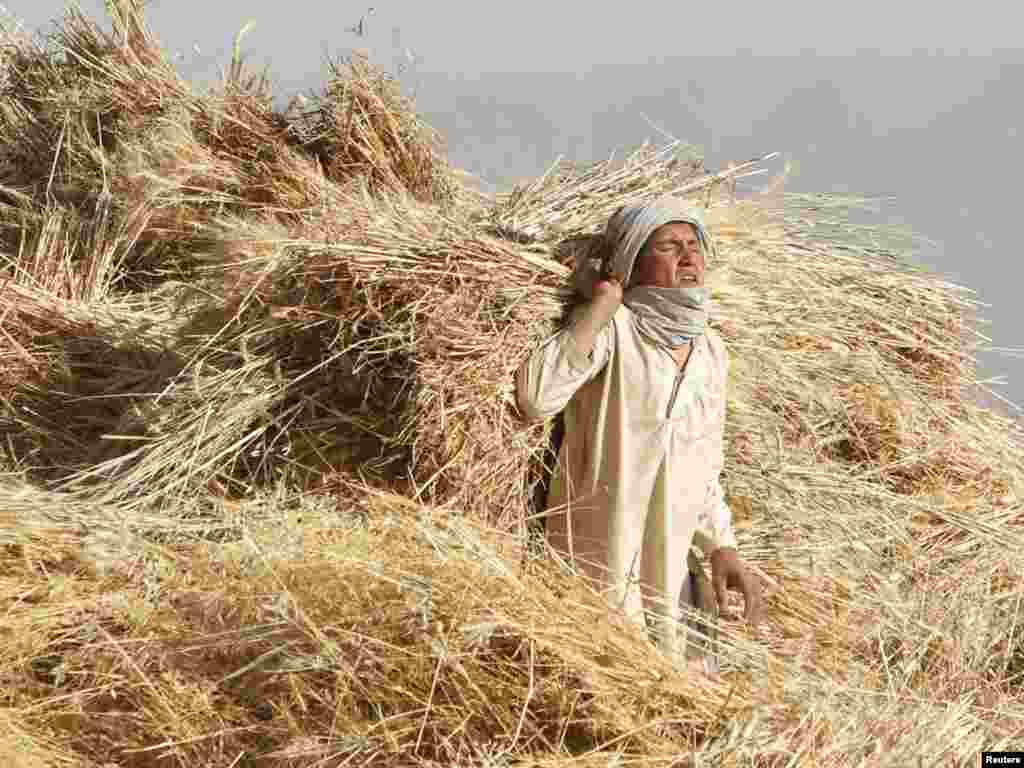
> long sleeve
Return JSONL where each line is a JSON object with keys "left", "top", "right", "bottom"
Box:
{"left": 692, "top": 479, "right": 737, "bottom": 554}
{"left": 515, "top": 307, "right": 613, "bottom": 422}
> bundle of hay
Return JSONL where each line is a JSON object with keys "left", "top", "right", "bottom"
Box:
{"left": 2, "top": 4, "right": 1024, "bottom": 767}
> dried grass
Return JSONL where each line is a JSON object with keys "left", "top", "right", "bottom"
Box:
{"left": 1, "top": 3, "right": 1023, "bottom": 767}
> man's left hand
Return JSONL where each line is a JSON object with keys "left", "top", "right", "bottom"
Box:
{"left": 710, "top": 547, "right": 763, "bottom": 626}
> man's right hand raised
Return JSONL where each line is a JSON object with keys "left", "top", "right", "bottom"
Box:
{"left": 570, "top": 277, "right": 623, "bottom": 360}
{"left": 591, "top": 276, "right": 624, "bottom": 306}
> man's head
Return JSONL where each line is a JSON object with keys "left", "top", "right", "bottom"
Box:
{"left": 572, "top": 197, "right": 710, "bottom": 348}
{"left": 630, "top": 221, "right": 706, "bottom": 289}
{"left": 575, "top": 197, "right": 711, "bottom": 301}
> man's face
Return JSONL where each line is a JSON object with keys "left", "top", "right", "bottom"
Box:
{"left": 631, "top": 222, "right": 705, "bottom": 289}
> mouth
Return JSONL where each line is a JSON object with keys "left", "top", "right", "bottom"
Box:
{"left": 679, "top": 274, "right": 699, "bottom": 284}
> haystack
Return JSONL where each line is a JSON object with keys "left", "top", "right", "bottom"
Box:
{"left": 3, "top": 4, "right": 1024, "bottom": 767}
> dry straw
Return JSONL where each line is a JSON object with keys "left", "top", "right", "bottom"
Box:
{"left": 1, "top": 3, "right": 1023, "bottom": 767}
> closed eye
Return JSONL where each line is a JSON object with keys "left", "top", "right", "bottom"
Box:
{"left": 656, "top": 240, "right": 698, "bottom": 252}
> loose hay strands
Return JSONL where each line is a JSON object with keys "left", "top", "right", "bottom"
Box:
{"left": 1, "top": 2, "right": 1024, "bottom": 767}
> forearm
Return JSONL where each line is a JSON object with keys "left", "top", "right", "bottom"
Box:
{"left": 567, "top": 295, "right": 618, "bottom": 359}
{"left": 516, "top": 300, "right": 616, "bottom": 422}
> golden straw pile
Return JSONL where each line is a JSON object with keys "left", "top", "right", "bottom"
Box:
{"left": 2, "top": 3, "right": 1023, "bottom": 766}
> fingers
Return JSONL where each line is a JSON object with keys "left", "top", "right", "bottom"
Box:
{"left": 599, "top": 264, "right": 624, "bottom": 288}
{"left": 712, "top": 570, "right": 730, "bottom": 621}
{"left": 712, "top": 551, "right": 767, "bottom": 627}
{"left": 717, "top": 566, "right": 763, "bottom": 626}
{"left": 694, "top": 572, "right": 717, "bottom": 616}
{"left": 741, "top": 573, "right": 764, "bottom": 626}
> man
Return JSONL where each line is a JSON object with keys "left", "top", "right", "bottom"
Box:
{"left": 516, "top": 197, "right": 761, "bottom": 663}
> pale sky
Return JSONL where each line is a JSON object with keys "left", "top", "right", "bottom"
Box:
{"left": 11, "top": 1, "right": 1024, "bottom": 70}
{"left": 10, "top": 1, "right": 1024, "bottom": 412}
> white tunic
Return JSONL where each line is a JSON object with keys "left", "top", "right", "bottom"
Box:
{"left": 516, "top": 304, "right": 736, "bottom": 654}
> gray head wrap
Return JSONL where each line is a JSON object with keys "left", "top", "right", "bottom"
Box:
{"left": 573, "top": 197, "right": 710, "bottom": 349}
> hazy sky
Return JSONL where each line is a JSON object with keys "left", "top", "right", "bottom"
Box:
{"left": 11, "top": 1, "right": 1024, "bottom": 413}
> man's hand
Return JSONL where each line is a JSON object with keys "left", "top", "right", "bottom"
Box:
{"left": 710, "top": 547, "right": 763, "bottom": 626}
{"left": 591, "top": 276, "right": 624, "bottom": 307}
